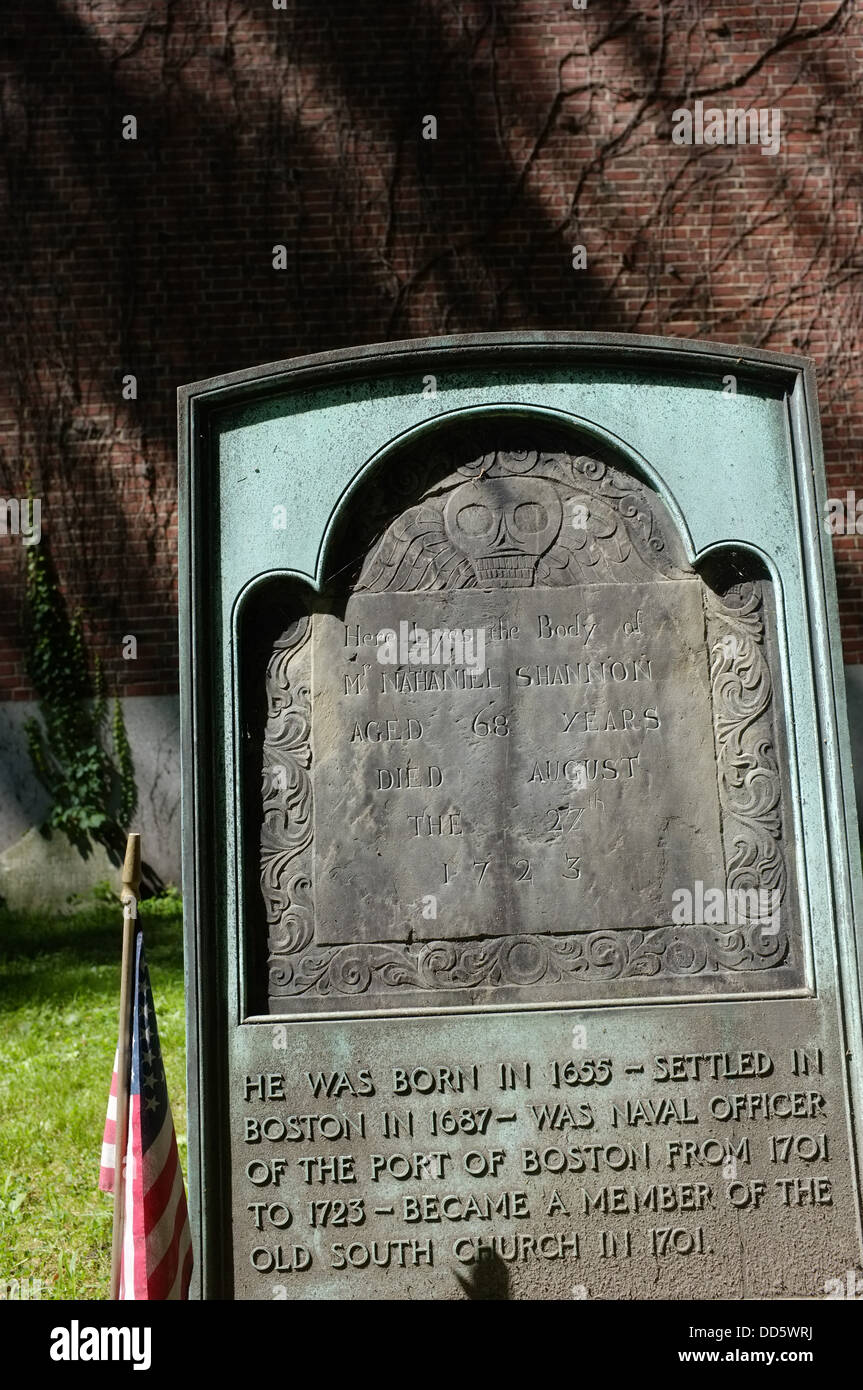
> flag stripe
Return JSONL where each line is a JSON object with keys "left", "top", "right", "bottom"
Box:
{"left": 148, "top": 1174, "right": 193, "bottom": 1299}
{"left": 144, "top": 1137, "right": 184, "bottom": 1241}
{"left": 141, "top": 1104, "right": 181, "bottom": 1198}
{"left": 99, "top": 1051, "right": 120, "bottom": 1193}
{"left": 166, "top": 1228, "right": 194, "bottom": 1302}
{"left": 147, "top": 1159, "right": 187, "bottom": 1270}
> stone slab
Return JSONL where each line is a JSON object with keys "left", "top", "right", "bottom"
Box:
{"left": 179, "top": 333, "right": 863, "bottom": 1301}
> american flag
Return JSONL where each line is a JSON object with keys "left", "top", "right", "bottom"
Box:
{"left": 100, "top": 925, "right": 193, "bottom": 1299}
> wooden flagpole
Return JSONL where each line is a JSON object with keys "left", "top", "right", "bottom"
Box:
{"left": 110, "top": 832, "right": 141, "bottom": 1300}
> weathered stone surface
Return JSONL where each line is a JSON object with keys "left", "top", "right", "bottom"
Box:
{"left": 0, "top": 695, "right": 182, "bottom": 887}
{"left": 260, "top": 444, "right": 798, "bottom": 1015}
{"left": 314, "top": 583, "right": 722, "bottom": 943}
{"left": 0, "top": 826, "right": 120, "bottom": 912}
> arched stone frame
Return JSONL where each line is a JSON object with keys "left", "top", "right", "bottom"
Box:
{"left": 235, "top": 407, "right": 803, "bottom": 1016}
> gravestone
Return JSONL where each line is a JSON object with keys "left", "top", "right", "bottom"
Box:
{"left": 179, "top": 333, "right": 863, "bottom": 1300}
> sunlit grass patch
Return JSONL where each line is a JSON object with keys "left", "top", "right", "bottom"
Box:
{"left": 0, "top": 902, "right": 186, "bottom": 1301}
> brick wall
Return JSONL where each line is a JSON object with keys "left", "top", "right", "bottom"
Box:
{"left": 1, "top": 0, "right": 861, "bottom": 696}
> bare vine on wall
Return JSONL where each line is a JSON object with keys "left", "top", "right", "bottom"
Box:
{"left": 0, "top": 0, "right": 860, "bottom": 694}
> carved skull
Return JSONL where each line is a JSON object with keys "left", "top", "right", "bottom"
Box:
{"left": 443, "top": 477, "right": 563, "bottom": 587}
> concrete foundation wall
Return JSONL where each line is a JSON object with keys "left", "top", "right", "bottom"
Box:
{"left": 0, "top": 695, "right": 182, "bottom": 890}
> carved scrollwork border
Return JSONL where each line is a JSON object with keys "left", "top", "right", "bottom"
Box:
{"left": 261, "top": 614, "right": 314, "bottom": 970}
{"left": 267, "top": 921, "right": 787, "bottom": 1004}
{"left": 704, "top": 582, "right": 789, "bottom": 965}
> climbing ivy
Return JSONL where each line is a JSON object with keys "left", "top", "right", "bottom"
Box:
{"left": 23, "top": 543, "right": 138, "bottom": 842}
{"left": 111, "top": 696, "right": 137, "bottom": 830}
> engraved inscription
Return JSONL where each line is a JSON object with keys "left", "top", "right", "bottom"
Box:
{"left": 231, "top": 1035, "right": 848, "bottom": 1301}
{"left": 257, "top": 441, "right": 797, "bottom": 1013}
{"left": 313, "top": 584, "right": 724, "bottom": 945}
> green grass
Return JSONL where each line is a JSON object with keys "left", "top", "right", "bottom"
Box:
{"left": 0, "top": 900, "right": 186, "bottom": 1300}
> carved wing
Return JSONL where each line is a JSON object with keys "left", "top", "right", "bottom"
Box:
{"left": 537, "top": 492, "right": 668, "bottom": 585}
{"left": 356, "top": 503, "right": 476, "bottom": 592}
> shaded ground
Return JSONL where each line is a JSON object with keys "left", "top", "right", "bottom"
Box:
{"left": 0, "top": 900, "right": 186, "bottom": 1301}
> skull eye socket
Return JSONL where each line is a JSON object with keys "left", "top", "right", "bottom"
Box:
{"left": 456, "top": 503, "right": 495, "bottom": 536}
{"left": 512, "top": 502, "right": 548, "bottom": 533}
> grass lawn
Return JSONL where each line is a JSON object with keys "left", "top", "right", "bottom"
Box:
{"left": 0, "top": 899, "right": 187, "bottom": 1300}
